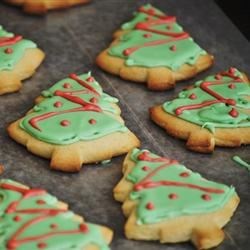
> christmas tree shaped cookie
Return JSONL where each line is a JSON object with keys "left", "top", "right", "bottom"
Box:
{"left": 96, "top": 4, "right": 213, "bottom": 90}
{"left": 150, "top": 68, "right": 250, "bottom": 152}
{"left": 0, "top": 26, "right": 44, "bottom": 95}
{"left": 0, "top": 179, "right": 113, "bottom": 249}
{"left": 114, "top": 148, "right": 239, "bottom": 249}
{"left": 4, "top": 0, "right": 90, "bottom": 14}
{"left": 8, "top": 72, "right": 140, "bottom": 172}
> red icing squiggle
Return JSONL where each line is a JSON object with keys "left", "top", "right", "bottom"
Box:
{"left": 200, "top": 81, "right": 236, "bottom": 105}
{"left": 175, "top": 100, "right": 221, "bottom": 115}
{"left": 1, "top": 183, "right": 45, "bottom": 197}
{"left": 69, "top": 74, "right": 100, "bottom": 96}
{"left": 0, "top": 183, "right": 88, "bottom": 249}
{"left": 135, "top": 17, "right": 188, "bottom": 37}
{"left": 29, "top": 107, "right": 101, "bottom": 131}
{"left": 137, "top": 151, "right": 174, "bottom": 163}
{"left": 0, "top": 35, "right": 22, "bottom": 47}
{"left": 28, "top": 74, "right": 102, "bottom": 131}
{"left": 138, "top": 6, "right": 166, "bottom": 19}
{"left": 122, "top": 7, "right": 189, "bottom": 56}
{"left": 54, "top": 90, "right": 101, "bottom": 111}
{"left": 134, "top": 153, "right": 225, "bottom": 194}
{"left": 175, "top": 68, "right": 244, "bottom": 115}
{"left": 123, "top": 33, "right": 189, "bottom": 56}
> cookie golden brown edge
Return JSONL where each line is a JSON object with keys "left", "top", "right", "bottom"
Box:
{"left": 150, "top": 68, "right": 250, "bottom": 152}
{"left": 114, "top": 148, "right": 240, "bottom": 249}
{"left": 96, "top": 4, "right": 213, "bottom": 91}
{"left": 8, "top": 72, "right": 140, "bottom": 172}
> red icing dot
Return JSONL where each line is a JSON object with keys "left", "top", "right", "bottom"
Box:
{"left": 142, "top": 166, "right": 150, "bottom": 171}
{"left": 37, "top": 242, "right": 47, "bottom": 249}
{"left": 170, "top": 45, "right": 177, "bottom": 51}
{"left": 4, "top": 48, "right": 13, "bottom": 54}
{"left": 138, "top": 152, "right": 148, "bottom": 161}
{"left": 215, "top": 74, "right": 222, "bottom": 80}
{"left": 13, "top": 216, "right": 21, "bottom": 222}
{"left": 229, "top": 108, "right": 238, "bottom": 117}
{"left": 54, "top": 101, "right": 62, "bottom": 108}
{"left": 89, "top": 97, "right": 97, "bottom": 104}
{"left": 63, "top": 83, "right": 71, "bottom": 89}
{"left": 149, "top": 8, "right": 156, "bottom": 15}
{"left": 87, "top": 76, "right": 95, "bottom": 82}
{"left": 229, "top": 67, "right": 236, "bottom": 74}
{"left": 89, "top": 119, "right": 96, "bottom": 125}
{"left": 146, "top": 202, "right": 154, "bottom": 210}
{"left": 175, "top": 109, "right": 182, "bottom": 115}
{"left": 179, "top": 172, "right": 190, "bottom": 177}
{"left": 60, "top": 120, "right": 70, "bottom": 126}
{"left": 189, "top": 93, "right": 197, "bottom": 99}
{"left": 227, "top": 99, "right": 236, "bottom": 106}
{"left": 228, "top": 83, "right": 236, "bottom": 89}
{"left": 123, "top": 49, "right": 130, "bottom": 56}
{"left": 50, "top": 224, "right": 57, "bottom": 229}
{"left": 134, "top": 185, "right": 142, "bottom": 191}
{"left": 166, "top": 25, "right": 171, "bottom": 30}
{"left": 79, "top": 224, "right": 88, "bottom": 233}
{"left": 136, "top": 22, "right": 149, "bottom": 30}
{"left": 168, "top": 193, "right": 178, "bottom": 199}
{"left": 36, "top": 200, "right": 46, "bottom": 205}
{"left": 143, "top": 33, "right": 152, "bottom": 38}
{"left": 202, "top": 194, "right": 211, "bottom": 201}
{"left": 69, "top": 73, "right": 77, "bottom": 78}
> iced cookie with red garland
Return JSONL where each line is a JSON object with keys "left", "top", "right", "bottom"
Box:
{"left": 8, "top": 72, "right": 140, "bottom": 172}
{"left": 114, "top": 148, "right": 239, "bottom": 249}
{"left": 150, "top": 68, "right": 250, "bottom": 152}
{"left": 4, "top": 0, "right": 90, "bottom": 15}
{"left": 0, "top": 26, "right": 44, "bottom": 95}
{"left": 96, "top": 4, "right": 213, "bottom": 90}
{"left": 0, "top": 179, "right": 113, "bottom": 249}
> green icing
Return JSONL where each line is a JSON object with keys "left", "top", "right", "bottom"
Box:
{"left": 20, "top": 72, "right": 128, "bottom": 145}
{"left": 121, "top": 4, "right": 164, "bottom": 30}
{"left": 108, "top": 4, "right": 207, "bottom": 70}
{"left": 0, "top": 179, "right": 110, "bottom": 250}
{"left": 0, "top": 25, "right": 13, "bottom": 37}
{"left": 163, "top": 68, "right": 250, "bottom": 132}
{"left": 232, "top": 156, "right": 250, "bottom": 172}
{"left": 127, "top": 148, "right": 236, "bottom": 225}
{"left": 0, "top": 25, "right": 37, "bottom": 71}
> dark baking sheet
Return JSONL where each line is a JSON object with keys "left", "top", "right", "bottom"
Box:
{"left": 0, "top": 0, "right": 249, "bottom": 249}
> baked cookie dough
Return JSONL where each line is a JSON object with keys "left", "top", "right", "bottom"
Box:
{"left": 96, "top": 4, "right": 213, "bottom": 90}
{"left": 150, "top": 68, "right": 250, "bottom": 152}
{"left": 8, "top": 72, "right": 140, "bottom": 172}
{"left": 114, "top": 148, "right": 240, "bottom": 249}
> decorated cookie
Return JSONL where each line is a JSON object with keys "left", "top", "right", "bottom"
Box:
{"left": 114, "top": 148, "right": 239, "bottom": 249}
{"left": 150, "top": 68, "right": 250, "bottom": 152}
{"left": 96, "top": 4, "right": 213, "bottom": 90}
{"left": 8, "top": 72, "right": 140, "bottom": 172}
{"left": 0, "top": 179, "right": 113, "bottom": 249}
{"left": 4, "top": 0, "right": 90, "bottom": 14}
{"left": 0, "top": 26, "right": 44, "bottom": 95}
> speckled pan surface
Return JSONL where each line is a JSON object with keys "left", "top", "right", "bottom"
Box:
{"left": 0, "top": 0, "right": 249, "bottom": 249}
